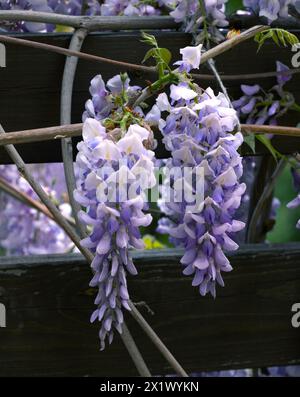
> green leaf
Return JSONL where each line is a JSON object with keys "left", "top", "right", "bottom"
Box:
{"left": 226, "top": 0, "right": 243, "bottom": 15}
{"left": 142, "top": 48, "right": 156, "bottom": 63}
{"left": 277, "top": 29, "right": 286, "bottom": 47}
{"left": 244, "top": 133, "right": 256, "bottom": 154}
{"left": 256, "top": 134, "right": 279, "bottom": 161}
{"left": 157, "top": 48, "right": 172, "bottom": 66}
{"left": 255, "top": 28, "right": 299, "bottom": 52}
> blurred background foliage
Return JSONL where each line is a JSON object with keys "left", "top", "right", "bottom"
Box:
{"left": 268, "top": 165, "right": 300, "bottom": 242}
{"left": 226, "top": 0, "right": 243, "bottom": 15}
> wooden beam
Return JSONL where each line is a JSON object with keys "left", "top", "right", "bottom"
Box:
{"left": 0, "top": 243, "right": 299, "bottom": 376}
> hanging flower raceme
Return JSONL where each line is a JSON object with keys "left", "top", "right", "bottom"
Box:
{"left": 146, "top": 45, "right": 245, "bottom": 297}
{"left": 243, "top": 0, "right": 295, "bottom": 23}
{"left": 75, "top": 75, "right": 156, "bottom": 348}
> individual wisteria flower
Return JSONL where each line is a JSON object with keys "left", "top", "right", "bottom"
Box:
{"left": 174, "top": 43, "right": 203, "bottom": 72}
{"left": 243, "top": 0, "right": 296, "bottom": 23}
{"left": 0, "top": 163, "right": 74, "bottom": 255}
{"left": 232, "top": 61, "right": 293, "bottom": 125}
{"left": 75, "top": 82, "right": 156, "bottom": 348}
{"left": 147, "top": 45, "right": 245, "bottom": 297}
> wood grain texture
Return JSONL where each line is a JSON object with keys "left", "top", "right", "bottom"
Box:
{"left": 0, "top": 244, "right": 299, "bottom": 376}
{"left": 0, "top": 31, "right": 300, "bottom": 163}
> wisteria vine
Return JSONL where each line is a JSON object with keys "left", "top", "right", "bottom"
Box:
{"left": 0, "top": 0, "right": 300, "bottom": 378}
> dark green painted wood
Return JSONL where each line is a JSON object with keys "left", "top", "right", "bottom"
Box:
{"left": 0, "top": 244, "right": 299, "bottom": 376}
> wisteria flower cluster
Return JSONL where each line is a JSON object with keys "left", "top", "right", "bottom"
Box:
{"left": 75, "top": 73, "right": 156, "bottom": 348}
{"left": 243, "top": 0, "right": 296, "bottom": 23}
{"left": 233, "top": 60, "right": 300, "bottom": 233}
{"left": 232, "top": 61, "right": 293, "bottom": 126}
{"left": 82, "top": 73, "right": 142, "bottom": 122}
{"left": 169, "top": 0, "right": 229, "bottom": 32}
{"left": 0, "top": 163, "right": 73, "bottom": 255}
{"left": 99, "top": 0, "right": 162, "bottom": 16}
{"left": 146, "top": 45, "right": 245, "bottom": 297}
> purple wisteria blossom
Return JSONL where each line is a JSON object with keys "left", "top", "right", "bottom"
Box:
{"left": 75, "top": 84, "right": 156, "bottom": 348}
{"left": 147, "top": 45, "right": 245, "bottom": 297}
{"left": 0, "top": 163, "right": 74, "bottom": 255}
{"left": 168, "top": 0, "right": 228, "bottom": 33}
{"left": 82, "top": 74, "right": 141, "bottom": 122}
{"left": 100, "top": 0, "right": 161, "bottom": 16}
{"left": 243, "top": 0, "right": 296, "bottom": 23}
{"left": 48, "top": 0, "right": 117, "bottom": 16}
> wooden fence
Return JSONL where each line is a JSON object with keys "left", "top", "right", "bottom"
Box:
{"left": 0, "top": 27, "right": 300, "bottom": 376}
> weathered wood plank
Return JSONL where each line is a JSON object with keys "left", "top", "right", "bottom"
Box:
{"left": 0, "top": 31, "right": 300, "bottom": 163}
{"left": 0, "top": 244, "right": 299, "bottom": 376}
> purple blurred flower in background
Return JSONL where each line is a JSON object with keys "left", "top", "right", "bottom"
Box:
{"left": 0, "top": 0, "right": 54, "bottom": 32}
{"left": 243, "top": 0, "right": 296, "bottom": 23}
{"left": 0, "top": 163, "right": 74, "bottom": 255}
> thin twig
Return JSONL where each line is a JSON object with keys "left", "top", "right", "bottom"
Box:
{"left": 120, "top": 323, "right": 152, "bottom": 377}
{"left": 241, "top": 124, "right": 300, "bottom": 137}
{"left": 129, "top": 301, "right": 189, "bottom": 377}
{"left": 192, "top": 68, "right": 300, "bottom": 81}
{"left": 207, "top": 58, "right": 231, "bottom": 104}
{"left": 2, "top": 123, "right": 300, "bottom": 147}
{"left": 60, "top": 27, "right": 88, "bottom": 239}
{"left": 0, "top": 175, "right": 76, "bottom": 226}
{"left": 0, "top": 123, "right": 82, "bottom": 145}
{"left": 200, "top": 25, "right": 268, "bottom": 65}
{"left": 0, "top": 34, "right": 157, "bottom": 74}
{"left": 0, "top": 124, "right": 187, "bottom": 377}
{"left": 247, "top": 158, "right": 286, "bottom": 243}
{"left": 0, "top": 26, "right": 268, "bottom": 93}
{"left": 0, "top": 175, "right": 53, "bottom": 220}
{"left": 0, "top": 31, "right": 295, "bottom": 82}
